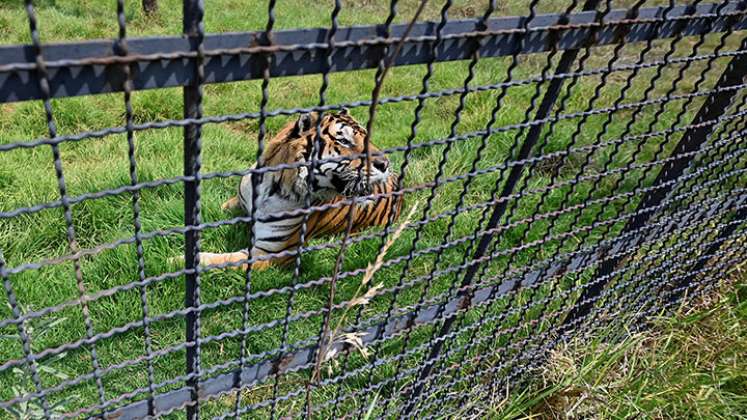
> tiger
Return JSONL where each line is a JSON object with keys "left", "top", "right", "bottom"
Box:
{"left": 198, "top": 109, "right": 403, "bottom": 271}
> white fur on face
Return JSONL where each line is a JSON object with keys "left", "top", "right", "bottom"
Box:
{"left": 332, "top": 122, "right": 390, "bottom": 182}
{"left": 338, "top": 124, "right": 355, "bottom": 142}
{"left": 369, "top": 166, "right": 389, "bottom": 183}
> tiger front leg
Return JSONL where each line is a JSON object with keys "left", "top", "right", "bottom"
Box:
{"left": 249, "top": 247, "right": 295, "bottom": 271}
{"left": 195, "top": 249, "right": 278, "bottom": 271}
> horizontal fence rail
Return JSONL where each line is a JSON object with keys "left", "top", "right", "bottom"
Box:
{"left": 1, "top": 3, "right": 747, "bottom": 102}
{"left": 0, "top": 0, "right": 745, "bottom": 419}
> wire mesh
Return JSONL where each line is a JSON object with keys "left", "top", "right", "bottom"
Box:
{"left": 0, "top": 1, "right": 745, "bottom": 418}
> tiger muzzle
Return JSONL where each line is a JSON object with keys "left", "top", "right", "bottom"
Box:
{"left": 342, "top": 176, "right": 373, "bottom": 197}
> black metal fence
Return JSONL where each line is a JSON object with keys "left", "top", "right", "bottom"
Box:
{"left": 1, "top": 0, "right": 746, "bottom": 418}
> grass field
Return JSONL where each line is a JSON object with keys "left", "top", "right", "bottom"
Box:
{"left": 0, "top": 0, "right": 746, "bottom": 418}
{"left": 463, "top": 273, "right": 747, "bottom": 419}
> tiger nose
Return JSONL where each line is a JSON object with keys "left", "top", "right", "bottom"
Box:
{"left": 372, "top": 159, "right": 388, "bottom": 173}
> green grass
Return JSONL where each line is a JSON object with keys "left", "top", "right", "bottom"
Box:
{"left": 459, "top": 273, "right": 747, "bottom": 419}
{"left": 1, "top": 0, "right": 746, "bottom": 418}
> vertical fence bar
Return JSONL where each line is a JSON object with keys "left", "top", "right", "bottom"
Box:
{"left": 116, "top": 0, "right": 157, "bottom": 416}
{"left": 182, "top": 0, "right": 205, "bottom": 418}
{"left": 234, "top": 1, "right": 276, "bottom": 417}
{"left": 561, "top": 33, "right": 747, "bottom": 333}
{"left": 6, "top": 8, "right": 51, "bottom": 419}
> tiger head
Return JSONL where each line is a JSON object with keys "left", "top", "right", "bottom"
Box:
{"left": 263, "top": 109, "right": 391, "bottom": 201}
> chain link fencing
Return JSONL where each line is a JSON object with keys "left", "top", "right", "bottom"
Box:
{"left": 0, "top": 0, "right": 746, "bottom": 418}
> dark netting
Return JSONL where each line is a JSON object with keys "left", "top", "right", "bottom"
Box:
{"left": 0, "top": 0, "right": 745, "bottom": 418}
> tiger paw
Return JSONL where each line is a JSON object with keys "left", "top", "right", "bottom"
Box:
{"left": 250, "top": 260, "right": 273, "bottom": 271}
{"left": 221, "top": 196, "right": 240, "bottom": 212}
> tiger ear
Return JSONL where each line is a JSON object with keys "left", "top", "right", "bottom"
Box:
{"left": 340, "top": 107, "right": 350, "bottom": 115}
{"left": 292, "top": 113, "right": 313, "bottom": 137}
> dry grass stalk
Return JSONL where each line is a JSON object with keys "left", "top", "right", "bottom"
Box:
{"left": 337, "top": 331, "right": 370, "bottom": 359}
{"left": 348, "top": 283, "right": 384, "bottom": 308}
{"left": 360, "top": 202, "right": 420, "bottom": 286}
{"left": 318, "top": 202, "right": 419, "bottom": 368}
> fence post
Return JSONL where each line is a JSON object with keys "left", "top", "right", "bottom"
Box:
{"left": 403, "top": 1, "right": 603, "bottom": 410}
{"left": 560, "top": 34, "right": 747, "bottom": 335}
{"left": 183, "top": 1, "right": 204, "bottom": 419}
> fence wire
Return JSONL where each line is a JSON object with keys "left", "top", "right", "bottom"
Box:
{"left": 0, "top": 0, "right": 746, "bottom": 418}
